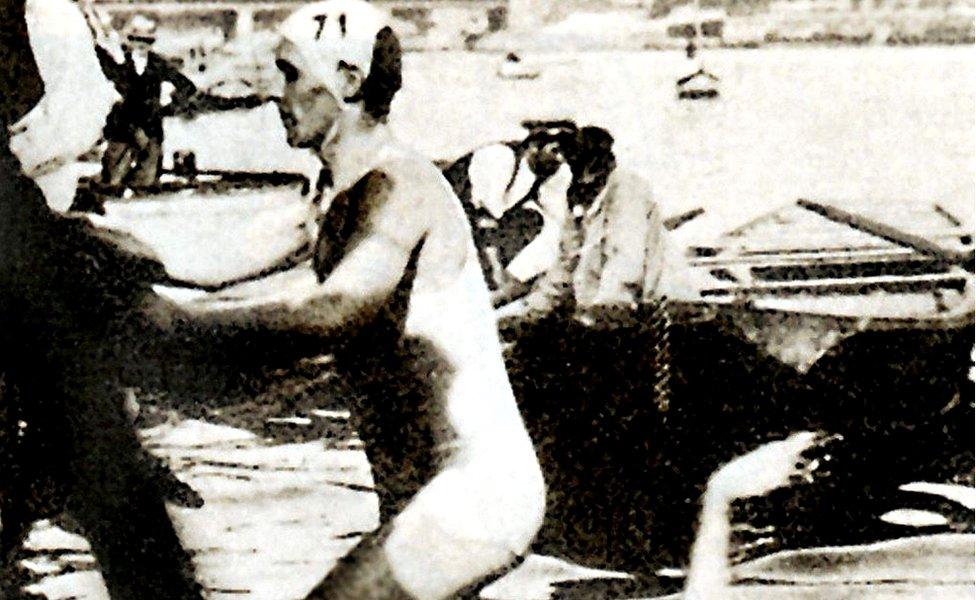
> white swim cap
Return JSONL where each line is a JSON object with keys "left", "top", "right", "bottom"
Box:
{"left": 278, "top": 0, "right": 391, "bottom": 101}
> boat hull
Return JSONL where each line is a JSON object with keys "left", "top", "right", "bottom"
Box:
{"left": 503, "top": 306, "right": 974, "bottom": 574}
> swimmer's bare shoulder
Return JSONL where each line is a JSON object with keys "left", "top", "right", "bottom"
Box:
{"left": 364, "top": 152, "right": 470, "bottom": 259}
{"left": 367, "top": 153, "right": 462, "bottom": 227}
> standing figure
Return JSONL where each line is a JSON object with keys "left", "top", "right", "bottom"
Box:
{"left": 153, "top": 2, "right": 546, "bottom": 598}
{"left": 94, "top": 14, "right": 191, "bottom": 188}
{"left": 90, "top": 13, "right": 262, "bottom": 190}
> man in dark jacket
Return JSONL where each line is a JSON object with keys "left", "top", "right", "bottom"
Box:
{"left": 93, "top": 14, "right": 261, "bottom": 189}
{"left": 0, "top": 1, "right": 203, "bottom": 597}
{"left": 94, "top": 15, "right": 190, "bottom": 188}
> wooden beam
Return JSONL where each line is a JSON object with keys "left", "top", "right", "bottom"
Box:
{"left": 689, "top": 247, "right": 922, "bottom": 268}
{"left": 933, "top": 203, "right": 963, "bottom": 227}
{"left": 797, "top": 199, "right": 974, "bottom": 272}
{"left": 700, "top": 271, "right": 970, "bottom": 298}
{"left": 664, "top": 207, "right": 705, "bottom": 231}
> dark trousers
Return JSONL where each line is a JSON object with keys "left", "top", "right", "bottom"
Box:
{"left": 101, "top": 128, "right": 162, "bottom": 189}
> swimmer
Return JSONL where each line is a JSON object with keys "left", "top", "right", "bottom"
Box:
{"left": 150, "top": 2, "right": 545, "bottom": 598}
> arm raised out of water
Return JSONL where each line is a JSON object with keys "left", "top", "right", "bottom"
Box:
{"left": 149, "top": 170, "right": 428, "bottom": 336}
{"left": 684, "top": 431, "right": 841, "bottom": 600}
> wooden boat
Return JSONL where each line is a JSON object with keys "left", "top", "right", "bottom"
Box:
{"left": 677, "top": 198, "right": 973, "bottom": 370}
{"left": 504, "top": 196, "right": 973, "bottom": 576}
{"left": 676, "top": 68, "right": 720, "bottom": 100}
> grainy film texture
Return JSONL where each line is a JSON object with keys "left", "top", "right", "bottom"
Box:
{"left": 0, "top": 0, "right": 973, "bottom": 598}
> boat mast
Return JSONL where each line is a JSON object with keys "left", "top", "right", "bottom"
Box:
{"left": 696, "top": 0, "right": 705, "bottom": 69}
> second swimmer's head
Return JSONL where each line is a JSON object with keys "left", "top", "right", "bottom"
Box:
{"left": 275, "top": 0, "right": 402, "bottom": 149}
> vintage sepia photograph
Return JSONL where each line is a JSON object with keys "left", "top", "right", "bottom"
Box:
{"left": 0, "top": 0, "right": 973, "bottom": 597}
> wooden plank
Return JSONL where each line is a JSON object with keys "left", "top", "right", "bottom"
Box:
{"left": 750, "top": 258, "right": 950, "bottom": 283}
{"left": 933, "top": 203, "right": 963, "bottom": 227}
{"left": 705, "top": 229, "right": 970, "bottom": 256}
{"left": 739, "top": 244, "right": 902, "bottom": 256}
{"left": 663, "top": 207, "right": 705, "bottom": 231}
{"left": 725, "top": 227, "right": 972, "bottom": 241}
{"left": 690, "top": 247, "right": 922, "bottom": 268}
{"left": 796, "top": 199, "right": 975, "bottom": 272}
{"left": 690, "top": 245, "right": 897, "bottom": 259}
{"left": 700, "top": 271, "right": 970, "bottom": 298}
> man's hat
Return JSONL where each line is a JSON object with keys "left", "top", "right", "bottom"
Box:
{"left": 123, "top": 14, "right": 157, "bottom": 43}
{"left": 521, "top": 119, "right": 578, "bottom": 136}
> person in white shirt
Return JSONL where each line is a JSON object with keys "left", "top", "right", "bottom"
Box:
{"left": 440, "top": 120, "right": 578, "bottom": 299}
{"left": 495, "top": 126, "right": 667, "bottom": 322}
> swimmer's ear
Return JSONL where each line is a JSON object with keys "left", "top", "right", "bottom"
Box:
{"left": 337, "top": 60, "right": 366, "bottom": 104}
{"left": 345, "top": 27, "right": 402, "bottom": 120}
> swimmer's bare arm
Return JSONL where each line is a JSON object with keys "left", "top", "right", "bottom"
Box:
{"left": 149, "top": 175, "right": 428, "bottom": 334}
{"left": 684, "top": 432, "right": 836, "bottom": 599}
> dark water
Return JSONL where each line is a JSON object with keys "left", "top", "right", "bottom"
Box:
{"left": 504, "top": 310, "right": 973, "bottom": 582}
{"left": 126, "top": 303, "right": 974, "bottom": 596}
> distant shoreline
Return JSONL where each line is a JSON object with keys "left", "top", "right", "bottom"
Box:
{"left": 466, "top": 28, "right": 975, "bottom": 54}
{"left": 441, "top": 39, "right": 976, "bottom": 55}
{"left": 92, "top": 2, "right": 975, "bottom": 54}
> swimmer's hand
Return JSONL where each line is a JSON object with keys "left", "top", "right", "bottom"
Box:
{"left": 686, "top": 431, "right": 840, "bottom": 599}
{"left": 705, "top": 431, "right": 841, "bottom": 502}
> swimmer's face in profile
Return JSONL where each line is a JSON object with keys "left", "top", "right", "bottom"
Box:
{"left": 274, "top": 41, "right": 343, "bottom": 150}
{"left": 274, "top": 1, "right": 402, "bottom": 154}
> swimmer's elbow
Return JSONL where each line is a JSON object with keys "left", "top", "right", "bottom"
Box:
{"left": 290, "top": 291, "right": 384, "bottom": 335}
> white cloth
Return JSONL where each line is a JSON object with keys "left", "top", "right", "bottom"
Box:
{"left": 13, "top": 0, "right": 116, "bottom": 173}
{"left": 467, "top": 143, "right": 514, "bottom": 218}
{"left": 467, "top": 144, "right": 538, "bottom": 218}
{"left": 505, "top": 163, "right": 572, "bottom": 283}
